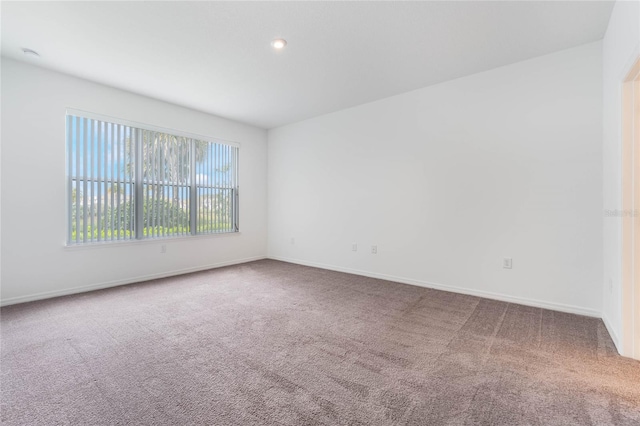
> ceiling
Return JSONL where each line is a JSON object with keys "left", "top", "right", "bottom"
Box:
{"left": 1, "top": 1, "right": 614, "bottom": 129}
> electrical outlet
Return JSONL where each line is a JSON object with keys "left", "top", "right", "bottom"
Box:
{"left": 503, "top": 258, "right": 512, "bottom": 269}
{"left": 371, "top": 245, "right": 377, "bottom": 254}
{"left": 160, "top": 245, "right": 167, "bottom": 254}
{"left": 352, "top": 243, "right": 358, "bottom": 252}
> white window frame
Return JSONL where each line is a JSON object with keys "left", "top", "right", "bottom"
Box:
{"left": 65, "top": 108, "right": 240, "bottom": 246}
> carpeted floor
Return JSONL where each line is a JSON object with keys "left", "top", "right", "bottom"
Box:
{"left": 1, "top": 260, "right": 639, "bottom": 425}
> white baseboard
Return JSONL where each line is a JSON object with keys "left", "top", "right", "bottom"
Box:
{"left": 0, "top": 255, "right": 267, "bottom": 307}
{"left": 268, "top": 256, "right": 601, "bottom": 318}
{"left": 602, "top": 313, "right": 621, "bottom": 354}
{"left": 1, "top": 253, "right": 604, "bottom": 321}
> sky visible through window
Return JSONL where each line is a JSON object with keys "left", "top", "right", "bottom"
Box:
{"left": 68, "top": 119, "right": 233, "bottom": 192}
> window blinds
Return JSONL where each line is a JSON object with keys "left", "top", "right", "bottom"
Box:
{"left": 66, "top": 113, "right": 239, "bottom": 245}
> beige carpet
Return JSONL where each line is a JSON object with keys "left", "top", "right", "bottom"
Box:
{"left": 1, "top": 259, "right": 639, "bottom": 425}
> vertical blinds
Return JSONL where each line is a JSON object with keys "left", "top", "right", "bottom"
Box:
{"left": 66, "top": 114, "right": 239, "bottom": 244}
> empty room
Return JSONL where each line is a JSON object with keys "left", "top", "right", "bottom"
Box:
{"left": 1, "top": 1, "right": 639, "bottom": 424}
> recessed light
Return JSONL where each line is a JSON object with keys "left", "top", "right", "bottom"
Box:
{"left": 271, "top": 39, "right": 287, "bottom": 50}
{"left": 22, "top": 48, "right": 40, "bottom": 58}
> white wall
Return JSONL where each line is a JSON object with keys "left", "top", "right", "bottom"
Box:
{"left": 268, "top": 42, "right": 603, "bottom": 317}
{"left": 602, "top": 0, "right": 640, "bottom": 350}
{"left": 1, "top": 59, "right": 268, "bottom": 305}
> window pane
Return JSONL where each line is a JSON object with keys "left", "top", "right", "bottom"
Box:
{"left": 196, "top": 143, "right": 238, "bottom": 234}
{"left": 67, "top": 116, "right": 135, "bottom": 243}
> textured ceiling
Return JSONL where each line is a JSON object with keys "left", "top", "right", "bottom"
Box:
{"left": 1, "top": 1, "right": 614, "bottom": 129}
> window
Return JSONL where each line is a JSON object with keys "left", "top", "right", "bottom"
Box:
{"left": 66, "top": 111, "right": 239, "bottom": 245}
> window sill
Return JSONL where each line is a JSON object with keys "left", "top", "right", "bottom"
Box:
{"left": 63, "top": 231, "right": 241, "bottom": 251}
